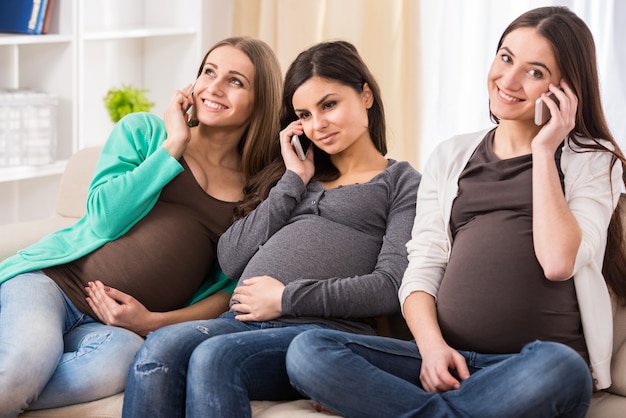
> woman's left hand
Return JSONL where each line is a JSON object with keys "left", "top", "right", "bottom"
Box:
{"left": 85, "top": 280, "right": 155, "bottom": 336}
{"left": 231, "top": 276, "right": 285, "bottom": 322}
{"left": 533, "top": 79, "right": 578, "bottom": 153}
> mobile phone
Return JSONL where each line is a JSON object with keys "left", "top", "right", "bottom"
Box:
{"left": 291, "top": 134, "right": 311, "bottom": 160}
{"left": 534, "top": 91, "right": 560, "bottom": 126}
{"left": 185, "top": 79, "right": 197, "bottom": 116}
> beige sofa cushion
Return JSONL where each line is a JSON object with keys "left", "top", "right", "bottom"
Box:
{"left": 19, "top": 394, "right": 123, "bottom": 418}
{"left": 587, "top": 391, "right": 626, "bottom": 418}
{"left": 20, "top": 394, "right": 622, "bottom": 418}
{"left": 0, "top": 217, "right": 77, "bottom": 261}
{"left": 609, "top": 299, "right": 626, "bottom": 396}
{"left": 17, "top": 397, "right": 331, "bottom": 418}
{"left": 55, "top": 147, "right": 100, "bottom": 219}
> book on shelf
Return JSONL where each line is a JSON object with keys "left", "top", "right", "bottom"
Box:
{"left": 0, "top": 0, "right": 55, "bottom": 35}
{"left": 41, "top": 0, "right": 55, "bottom": 34}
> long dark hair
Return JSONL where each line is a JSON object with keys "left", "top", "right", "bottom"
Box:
{"left": 497, "top": 6, "right": 626, "bottom": 304}
{"left": 235, "top": 40, "right": 387, "bottom": 218}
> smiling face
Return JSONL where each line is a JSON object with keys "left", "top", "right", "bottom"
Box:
{"left": 193, "top": 45, "right": 256, "bottom": 130}
{"left": 292, "top": 76, "right": 373, "bottom": 155}
{"left": 487, "top": 27, "right": 562, "bottom": 125}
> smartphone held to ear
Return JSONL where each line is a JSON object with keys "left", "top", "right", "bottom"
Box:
{"left": 534, "top": 91, "right": 560, "bottom": 126}
{"left": 291, "top": 134, "right": 311, "bottom": 160}
{"left": 185, "top": 79, "right": 197, "bottom": 116}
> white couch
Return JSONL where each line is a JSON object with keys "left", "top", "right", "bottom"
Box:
{"left": 4, "top": 147, "right": 626, "bottom": 418}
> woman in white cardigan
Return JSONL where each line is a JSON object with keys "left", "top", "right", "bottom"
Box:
{"left": 286, "top": 6, "right": 626, "bottom": 418}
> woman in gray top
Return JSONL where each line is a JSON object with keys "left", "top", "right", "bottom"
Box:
{"left": 120, "top": 40, "right": 421, "bottom": 418}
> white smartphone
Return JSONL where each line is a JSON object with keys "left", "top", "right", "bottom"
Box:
{"left": 291, "top": 134, "right": 311, "bottom": 160}
{"left": 534, "top": 91, "right": 560, "bottom": 126}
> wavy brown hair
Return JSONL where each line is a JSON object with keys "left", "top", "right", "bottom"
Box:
{"left": 495, "top": 6, "right": 626, "bottom": 304}
{"left": 235, "top": 40, "right": 387, "bottom": 219}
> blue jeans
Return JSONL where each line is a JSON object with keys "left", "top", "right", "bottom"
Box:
{"left": 122, "top": 311, "right": 325, "bottom": 418}
{"left": 286, "top": 329, "right": 592, "bottom": 418}
{"left": 0, "top": 271, "right": 144, "bottom": 417}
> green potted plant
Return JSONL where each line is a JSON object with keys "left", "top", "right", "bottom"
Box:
{"left": 103, "top": 84, "right": 155, "bottom": 123}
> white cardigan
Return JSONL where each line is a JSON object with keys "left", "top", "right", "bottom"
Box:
{"left": 399, "top": 128, "right": 622, "bottom": 389}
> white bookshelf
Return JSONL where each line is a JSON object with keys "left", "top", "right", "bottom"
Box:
{"left": 0, "top": 0, "right": 228, "bottom": 225}
{"left": 0, "top": 160, "right": 67, "bottom": 183}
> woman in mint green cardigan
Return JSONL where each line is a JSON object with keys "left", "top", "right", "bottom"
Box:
{"left": 0, "top": 36, "right": 282, "bottom": 417}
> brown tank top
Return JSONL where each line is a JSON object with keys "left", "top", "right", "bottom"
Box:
{"left": 436, "top": 131, "right": 588, "bottom": 361}
{"left": 44, "top": 157, "right": 237, "bottom": 317}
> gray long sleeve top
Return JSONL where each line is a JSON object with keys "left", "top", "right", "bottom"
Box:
{"left": 217, "top": 159, "right": 421, "bottom": 334}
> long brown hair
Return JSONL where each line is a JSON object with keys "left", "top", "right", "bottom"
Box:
{"left": 189, "top": 37, "right": 283, "bottom": 179}
{"left": 235, "top": 40, "right": 387, "bottom": 219}
{"left": 497, "top": 6, "right": 626, "bottom": 304}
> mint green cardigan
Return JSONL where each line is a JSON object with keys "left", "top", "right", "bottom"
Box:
{"left": 0, "top": 112, "right": 236, "bottom": 302}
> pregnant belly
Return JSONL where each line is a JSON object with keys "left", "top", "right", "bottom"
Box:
{"left": 240, "top": 217, "right": 382, "bottom": 285}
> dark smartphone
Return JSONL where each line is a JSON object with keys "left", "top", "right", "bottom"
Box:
{"left": 534, "top": 91, "right": 560, "bottom": 126}
{"left": 291, "top": 134, "right": 311, "bottom": 160}
{"left": 185, "top": 79, "right": 197, "bottom": 116}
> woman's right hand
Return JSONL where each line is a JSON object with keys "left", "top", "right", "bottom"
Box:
{"left": 419, "top": 342, "right": 469, "bottom": 393}
{"left": 85, "top": 280, "right": 157, "bottom": 336}
{"left": 405, "top": 291, "right": 470, "bottom": 393}
{"left": 162, "top": 83, "right": 195, "bottom": 159}
{"left": 280, "top": 121, "right": 315, "bottom": 184}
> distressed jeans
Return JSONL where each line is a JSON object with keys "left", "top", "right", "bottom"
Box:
{"left": 0, "top": 271, "right": 144, "bottom": 417}
{"left": 286, "top": 329, "right": 593, "bottom": 418}
{"left": 122, "top": 311, "right": 325, "bottom": 418}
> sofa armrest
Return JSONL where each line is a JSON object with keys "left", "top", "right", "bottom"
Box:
{"left": 0, "top": 216, "right": 78, "bottom": 262}
{"left": 0, "top": 147, "right": 99, "bottom": 263}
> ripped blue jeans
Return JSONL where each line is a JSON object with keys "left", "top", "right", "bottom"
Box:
{"left": 121, "top": 311, "right": 325, "bottom": 418}
{"left": 0, "top": 271, "right": 144, "bottom": 417}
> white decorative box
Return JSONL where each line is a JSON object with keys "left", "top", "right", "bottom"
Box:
{"left": 0, "top": 89, "right": 58, "bottom": 167}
